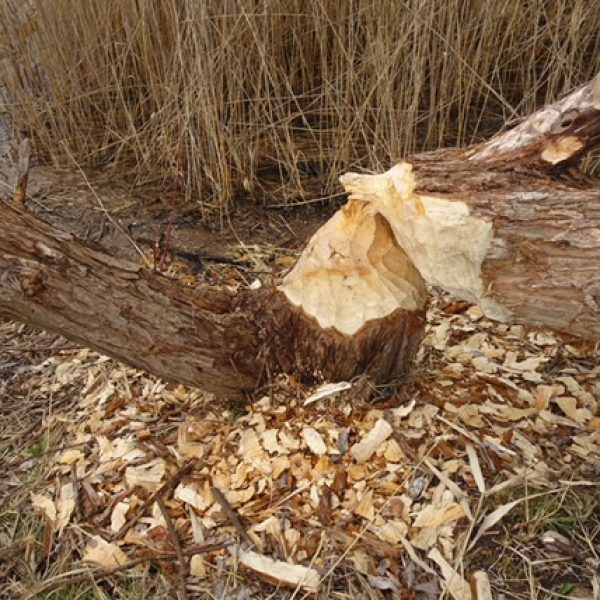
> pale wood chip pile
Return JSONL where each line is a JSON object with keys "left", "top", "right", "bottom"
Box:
{"left": 1, "top": 294, "right": 599, "bottom": 598}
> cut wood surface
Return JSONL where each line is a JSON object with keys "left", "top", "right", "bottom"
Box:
{"left": 1, "top": 73, "right": 599, "bottom": 395}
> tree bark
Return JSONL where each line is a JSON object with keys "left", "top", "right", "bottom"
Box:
{"left": 340, "top": 74, "right": 600, "bottom": 340}
{"left": 0, "top": 201, "right": 426, "bottom": 396}
{"left": 1, "top": 74, "right": 599, "bottom": 396}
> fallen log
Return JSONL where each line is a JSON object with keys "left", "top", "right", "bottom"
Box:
{"left": 0, "top": 198, "right": 427, "bottom": 396}
{"left": 1, "top": 74, "right": 599, "bottom": 396}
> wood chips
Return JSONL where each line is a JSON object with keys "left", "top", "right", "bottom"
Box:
{"left": 8, "top": 295, "right": 600, "bottom": 597}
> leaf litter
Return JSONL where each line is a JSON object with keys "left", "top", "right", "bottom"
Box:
{"left": 1, "top": 290, "right": 599, "bottom": 598}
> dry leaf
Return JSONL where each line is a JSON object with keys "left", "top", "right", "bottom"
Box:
{"left": 466, "top": 445, "right": 486, "bottom": 494}
{"left": 390, "top": 399, "right": 416, "bottom": 419}
{"left": 350, "top": 549, "right": 372, "bottom": 574}
{"left": 279, "top": 430, "right": 300, "bottom": 451}
{"left": 30, "top": 493, "right": 57, "bottom": 526}
{"left": 468, "top": 498, "right": 523, "bottom": 550}
{"left": 110, "top": 502, "right": 129, "bottom": 533}
{"left": 503, "top": 352, "right": 546, "bottom": 372}
{"left": 413, "top": 502, "right": 465, "bottom": 530}
{"left": 534, "top": 385, "right": 560, "bottom": 410}
{"left": 428, "top": 547, "right": 471, "bottom": 600}
{"left": 301, "top": 427, "right": 327, "bottom": 455}
{"left": 354, "top": 489, "right": 375, "bottom": 520}
{"left": 510, "top": 431, "right": 540, "bottom": 463}
{"left": 56, "top": 482, "right": 76, "bottom": 531}
{"left": 174, "top": 483, "right": 212, "bottom": 512}
{"left": 225, "top": 484, "right": 256, "bottom": 506}
{"left": 271, "top": 456, "right": 291, "bottom": 478}
{"left": 125, "top": 458, "right": 166, "bottom": 490}
{"left": 239, "top": 429, "right": 263, "bottom": 462}
{"left": 261, "top": 429, "right": 288, "bottom": 455}
{"left": 410, "top": 527, "right": 438, "bottom": 550}
{"left": 177, "top": 424, "right": 205, "bottom": 459}
{"left": 304, "top": 381, "right": 351, "bottom": 405}
{"left": 470, "top": 571, "right": 493, "bottom": 600}
{"left": 83, "top": 535, "right": 128, "bottom": 568}
{"left": 450, "top": 404, "right": 485, "bottom": 428}
{"left": 424, "top": 459, "right": 471, "bottom": 520}
{"left": 555, "top": 396, "right": 591, "bottom": 424}
{"left": 367, "top": 575, "right": 399, "bottom": 593}
{"left": 284, "top": 528, "right": 301, "bottom": 553}
{"left": 57, "top": 449, "right": 85, "bottom": 465}
{"left": 190, "top": 554, "right": 208, "bottom": 578}
{"left": 378, "top": 520, "right": 409, "bottom": 543}
{"left": 313, "top": 455, "right": 333, "bottom": 478}
{"left": 396, "top": 534, "right": 437, "bottom": 575}
{"left": 253, "top": 515, "right": 282, "bottom": 538}
{"left": 383, "top": 438, "right": 404, "bottom": 462}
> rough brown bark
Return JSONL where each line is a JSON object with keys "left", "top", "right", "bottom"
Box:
{"left": 412, "top": 168, "right": 600, "bottom": 340}
{"left": 409, "top": 74, "right": 600, "bottom": 339}
{"left": 0, "top": 202, "right": 425, "bottom": 396}
{"left": 0, "top": 202, "right": 258, "bottom": 396}
{"left": 1, "top": 74, "right": 599, "bottom": 396}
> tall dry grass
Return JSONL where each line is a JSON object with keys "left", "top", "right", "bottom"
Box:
{"left": 1, "top": 0, "right": 600, "bottom": 218}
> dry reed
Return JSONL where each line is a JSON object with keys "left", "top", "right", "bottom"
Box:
{"left": 1, "top": 0, "right": 600, "bottom": 218}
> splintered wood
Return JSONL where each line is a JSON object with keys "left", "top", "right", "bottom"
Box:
{"left": 14, "top": 294, "right": 600, "bottom": 596}
{"left": 279, "top": 196, "right": 428, "bottom": 335}
{"left": 350, "top": 418, "right": 393, "bottom": 463}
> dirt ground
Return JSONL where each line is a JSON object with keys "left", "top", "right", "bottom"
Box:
{"left": 1, "top": 161, "right": 599, "bottom": 599}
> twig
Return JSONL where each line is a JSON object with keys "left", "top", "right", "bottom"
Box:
{"left": 211, "top": 486, "right": 254, "bottom": 548}
{"left": 71, "top": 463, "right": 82, "bottom": 522}
{"left": 111, "top": 462, "right": 195, "bottom": 542}
{"left": 18, "top": 540, "right": 230, "bottom": 599}
{"left": 94, "top": 486, "right": 138, "bottom": 526}
{"left": 1, "top": 345, "right": 82, "bottom": 352}
{"left": 156, "top": 495, "right": 188, "bottom": 600}
{"left": 167, "top": 540, "right": 233, "bottom": 558}
{"left": 13, "top": 138, "right": 30, "bottom": 205}
{"left": 159, "top": 123, "right": 185, "bottom": 271}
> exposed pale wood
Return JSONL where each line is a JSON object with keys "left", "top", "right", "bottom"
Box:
{"left": 279, "top": 198, "right": 427, "bottom": 335}
{"left": 338, "top": 73, "right": 600, "bottom": 340}
{"left": 340, "top": 162, "right": 600, "bottom": 340}
{"left": 468, "top": 73, "right": 600, "bottom": 168}
{"left": 237, "top": 549, "right": 320, "bottom": 593}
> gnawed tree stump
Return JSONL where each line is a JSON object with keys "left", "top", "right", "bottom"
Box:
{"left": 251, "top": 201, "right": 428, "bottom": 383}
{"left": 1, "top": 73, "right": 599, "bottom": 396}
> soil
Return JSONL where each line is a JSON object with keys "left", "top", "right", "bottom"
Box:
{"left": 0, "top": 152, "right": 335, "bottom": 271}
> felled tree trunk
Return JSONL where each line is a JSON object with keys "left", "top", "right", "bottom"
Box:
{"left": 1, "top": 74, "right": 599, "bottom": 397}
{"left": 0, "top": 199, "right": 427, "bottom": 397}
{"left": 354, "top": 73, "right": 600, "bottom": 340}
